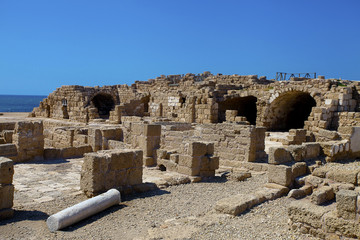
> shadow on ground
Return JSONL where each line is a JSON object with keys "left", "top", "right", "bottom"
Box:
{"left": 0, "top": 210, "right": 49, "bottom": 226}
{"left": 60, "top": 204, "right": 126, "bottom": 232}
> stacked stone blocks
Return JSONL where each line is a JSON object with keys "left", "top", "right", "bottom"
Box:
{"left": 0, "top": 157, "right": 14, "bottom": 219}
{"left": 12, "top": 121, "right": 44, "bottom": 162}
{"left": 80, "top": 149, "right": 143, "bottom": 197}
{"left": 157, "top": 141, "right": 219, "bottom": 177}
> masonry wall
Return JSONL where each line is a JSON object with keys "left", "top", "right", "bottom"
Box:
{"left": 159, "top": 123, "right": 265, "bottom": 167}
{"left": 157, "top": 141, "right": 219, "bottom": 177}
{"left": 12, "top": 121, "right": 44, "bottom": 162}
{"left": 80, "top": 149, "right": 143, "bottom": 197}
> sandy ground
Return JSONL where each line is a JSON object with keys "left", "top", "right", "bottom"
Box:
{"left": 0, "top": 112, "right": 30, "bottom": 122}
{"left": 0, "top": 158, "right": 317, "bottom": 240}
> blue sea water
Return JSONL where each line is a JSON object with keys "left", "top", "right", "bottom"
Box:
{"left": 0, "top": 95, "right": 46, "bottom": 112}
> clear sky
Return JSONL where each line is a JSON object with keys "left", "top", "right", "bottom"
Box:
{"left": 1, "top": 0, "right": 359, "bottom": 95}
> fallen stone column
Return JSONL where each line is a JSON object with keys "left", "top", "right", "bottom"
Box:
{"left": 46, "top": 189, "right": 121, "bottom": 232}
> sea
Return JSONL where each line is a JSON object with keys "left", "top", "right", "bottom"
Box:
{"left": 0, "top": 95, "right": 47, "bottom": 112}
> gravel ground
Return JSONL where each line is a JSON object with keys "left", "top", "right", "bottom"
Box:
{"left": 0, "top": 173, "right": 318, "bottom": 240}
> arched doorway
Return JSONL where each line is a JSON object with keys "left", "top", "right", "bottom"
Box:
{"left": 267, "top": 91, "right": 316, "bottom": 131}
{"left": 91, "top": 93, "right": 115, "bottom": 119}
{"left": 218, "top": 96, "right": 258, "bottom": 125}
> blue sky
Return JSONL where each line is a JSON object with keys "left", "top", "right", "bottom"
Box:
{"left": 1, "top": 0, "right": 359, "bottom": 95}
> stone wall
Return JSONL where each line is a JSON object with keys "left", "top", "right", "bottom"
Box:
{"left": 0, "top": 157, "right": 14, "bottom": 219}
{"left": 123, "top": 122, "right": 161, "bottom": 166}
{"left": 80, "top": 149, "right": 143, "bottom": 197}
{"left": 288, "top": 161, "right": 360, "bottom": 239}
{"left": 12, "top": 121, "right": 44, "bottom": 162}
{"left": 157, "top": 141, "right": 219, "bottom": 177}
{"left": 159, "top": 123, "right": 265, "bottom": 167}
{"left": 30, "top": 73, "right": 360, "bottom": 131}
{"left": 0, "top": 122, "right": 15, "bottom": 144}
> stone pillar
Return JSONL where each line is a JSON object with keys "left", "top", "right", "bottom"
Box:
{"left": 177, "top": 142, "right": 219, "bottom": 177}
{"left": 0, "top": 157, "right": 14, "bottom": 219}
{"left": 142, "top": 124, "right": 161, "bottom": 166}
{"left": 109, "top": 105, "right": 123, "bottom": 124}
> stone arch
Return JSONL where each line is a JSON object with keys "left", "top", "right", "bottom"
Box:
{"left": 91, "top": 93, "right": 115, "bottom": 119}
{"left": 218, "top": 95, "right": 258, "bottom": 124}
{"left": 266, "top": 91, "right": 316, "bottom": 131}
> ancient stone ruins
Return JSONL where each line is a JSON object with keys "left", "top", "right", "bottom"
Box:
{"left": 1, "top": 72, "right": 360, "bottom": 238}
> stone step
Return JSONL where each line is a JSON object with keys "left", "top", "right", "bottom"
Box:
{"left": 214, "top": 183, "right": 289, "bottom": 216}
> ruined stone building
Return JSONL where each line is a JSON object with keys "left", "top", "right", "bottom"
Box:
{"left": 1, "top": 72, "right": 360, "bottom": 239}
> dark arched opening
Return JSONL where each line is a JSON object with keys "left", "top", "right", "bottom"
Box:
{"left": 268, "top": 91, "right": 316, "bottom": 131}
{"left": 91, "top": 93, "right": 115, "bottom": 119}
{"left": 218, "top": 96, "right": 258, "bottom": 124}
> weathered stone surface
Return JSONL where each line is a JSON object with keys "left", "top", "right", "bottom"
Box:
{"left": 323, "top": 211, "right": 360, "bottom": 239}
{"left": 215, "top": 185, "right": 287, "bottom": 216}
{"left": 230, "top": 172, "right": 251, "bottom": 181}
{"left": 12, "top": 121, "right": 44, "bottom": 162}
{"left": 304, "top": 175, "right": 324, "bottom": 188}
{"left": 291, "top": 162, "right": 307, "bottom": 179}
{"left": 302, "top": 143, "right": 320, "bottom": 160}
{"left": 288, "top": 200, "right": 331, "bottom": 229}
{"left": 286, "top": 145, "right": 305, "bottom": 162}
{"left": 268, "top": 147, "right": 292, "bottom": 165}
{"left": 0, "top": 184, "right": 14, "bottom": 209}
{"left": 336, "top": 189, "right": 357, "bottom": 220}
{"left": 80, "top": 149, "right": 143, "bottom": 197}
{"left": 312, "top": 167, "right": 328, "bottom": 178}
{"left": 326, "top": 169, "right": 358, "bottom": 185}
{"left": 268, "top": 164, "right": 292, "bottom": 187}
{"left": 288, "top": 185, "right": 312, "bottom": 199}
{"left": 0, "top": 157, "right": 14, "bottom": 185}
{"left": 310, "top": 186, "right": 334, "bottom": 205}
{"left": 215, "top": 194, "right": 259, "bottom": 216}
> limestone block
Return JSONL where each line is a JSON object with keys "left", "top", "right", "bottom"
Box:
{"left": 0, "top": 184, "right": 14, "bottom": 209}
{"left": 288, "top": 185, "right": 312, "bottom": 199}
{"left": 0, "top": 157, "right": 14, "bottom": 185}
{"left": 349, "top": 127, "right": 360, "bottom": 153}
{"left": 268, "top": 164, "right": 293, "bottom": 187}
{"left": 311, "top": 186, "right": 334, "bottom": 205}
{"left": 288, "top": 200, "right": 331, "bottom": 229}
{"left": 263, "top": 183, "right": 289, "bottom": 198}
{"left": 323, "top": 211, "right": 360, "bottom": 239}
{"left": 292, "top": 162, "right": 307, "bottom": 179}
{"left": 336, "top": 189, "right": 357, "bottom": 220}
{"left": 0, "top": 208, "right": 14, "bottom": 219}
{"left": 304, "top": 175, "right": 324, "bottom": 188}
{"left": 199, "top": 170, "right": 215, "bottom": 177}
{"left": 177, "top": 165, "right": 199, "bottom": 176}
{"left": 3, "top": 130, "right": 13, "bottom": 143}
{"left": 326, "top": 170, "right": 358, "bottom": 185}
{"left": 230, "top": 172, "right": 251, "bottom": 181}
{"left": 312, "top": 168, "right": 328, "bottom": 178}
{"left": 302, "top": 143, "right": 320, "bottom": 160}
{"left": 0, "top": 144, "right": 17, "bottom": 159}
{"left": 208, "top": 156, "right": 219, "bottom": 170}
{"left": 268, "top": 147, "right": 292, "bottom": 165}
{"left": 215, "top": 194, "right": 259, "bottom": 216}
{"left": 286, "top": 145, "right": 305, "bottom": 162}
{"left": 144, "top": 157, "right": 155, "bottom": 166}
{"left": 144, "top": 124, "right": 161, "bottom": 137}
{"left": 186, "top": 142, "right": 207, "bottom": 156}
